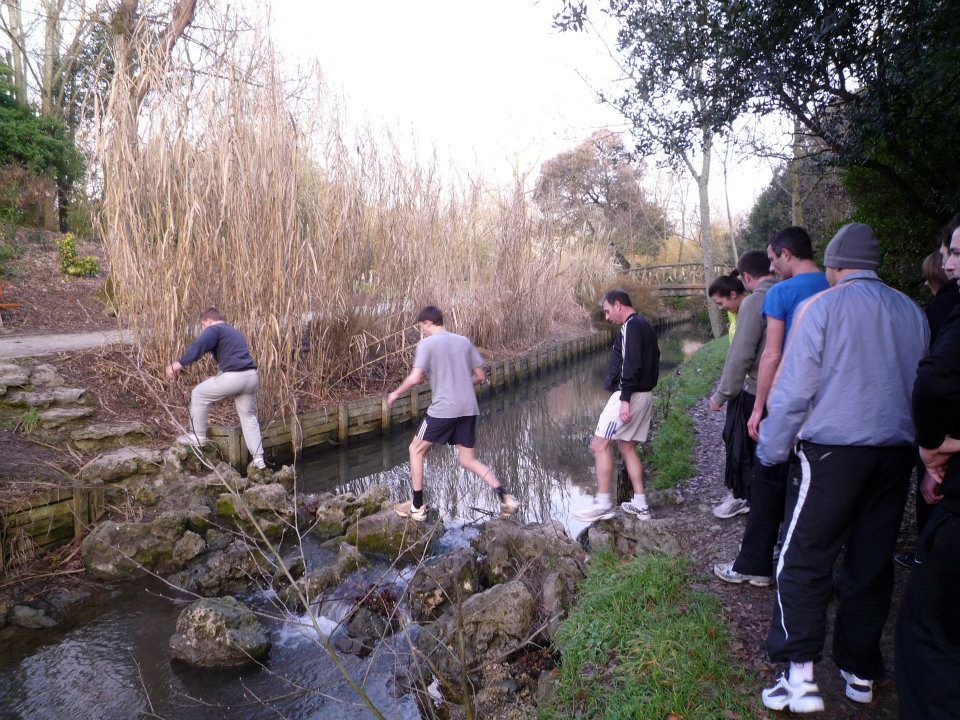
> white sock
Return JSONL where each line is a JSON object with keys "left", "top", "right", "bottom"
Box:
{"left": 633, "top": 493, "right": 648, "bottom": 509}
{"left": 596, "top": 493, "right": 611, "bottom": 508}
{"left": 789, "top": 661, "right": 814, "bottom": 685}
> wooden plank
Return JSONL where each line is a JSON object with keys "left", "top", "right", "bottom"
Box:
{"left": 5, "top": 500, "right": 75, "bottom": 529}
{"left": 338, "top": 404, "right": 349, "bottom": 442}
{"left": 30, "top": 523, "right": 74, "bottom": 548}
{"left": 381, "top": 399, "right": 391, "bottom": 433}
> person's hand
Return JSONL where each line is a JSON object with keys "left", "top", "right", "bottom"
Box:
{"left": 386, "top": 390, "right": 400, "bottom": 408}
{"left": 166, "top": 361, "right": 182, "bottom": 379}
{"left": 747, "top": 409, "right": 762, "bottom": 441}
{"left": 709, "top": 397, "right": 722, "bottom": 412}
{"left": 619, "top": 401, "right": 631, "bottom": 424}
{"left": 920, "top": 470, "right": 944, "bottom": 505}
{"left": 919, "top": 436, "right": 960, "bottom": 482}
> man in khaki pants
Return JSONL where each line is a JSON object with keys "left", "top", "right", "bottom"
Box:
{"left": 166, "top": 307, "right": 266, "bottom": 469}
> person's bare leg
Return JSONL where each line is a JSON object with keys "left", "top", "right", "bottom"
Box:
{"left": 618, "top": 440, "right": 645, "bottom": 494}
{"left": 409, "top": 437, "right": 432, "bottom": 492}
{"left": 456, "top": 445, "right": 500, "bottom": 490}
{"left": 591, "top": 436, "right": 615, "bottom": 496}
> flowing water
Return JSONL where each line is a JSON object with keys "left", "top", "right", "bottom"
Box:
{"left": 0, "top": 323, "right": 708, "bottom": 720}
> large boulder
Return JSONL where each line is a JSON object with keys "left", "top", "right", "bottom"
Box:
{"left": 474, "top": 519, "right": 586, "bottom": 587}
{"left": 169, "top": 596, "right": 270, "bottom": 667}
{"left": 586, "top": 515, "right": 682, "bottom": 557}
{"left": 407, "top": 548, "right": 481, "bottom": 621}
{"left": 70, "top": 420, "right": 152, "bottom": 451}
{"left": 416, "top": 580, "right": 535, "bottom": 688}
{"left": 214, "top": 483, "right": 294, "bottom": 540}
{"left": 343, "top": 506, "right": 443, "bottom": 560}
{"left": 81, "top": 511, "right": 191, "bottom": 580}
{"left": 79, "top": 446, "right": 163, "bottom": 484}
{"left": 311, "top": 485, "right": 391, "bottom": 539}
{"left": 168, "top": 538, "right": 267, "bottom": 597}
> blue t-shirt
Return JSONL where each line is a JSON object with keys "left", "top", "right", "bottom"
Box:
{"left": 762, "top": 271, "right": 830, "bottom": 340}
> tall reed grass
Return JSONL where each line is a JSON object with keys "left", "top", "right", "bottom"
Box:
{"left": 93, "top": 16, "right": 614, "bottom": 422}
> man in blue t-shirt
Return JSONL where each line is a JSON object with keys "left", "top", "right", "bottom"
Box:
{"left": 714, "top": 227, "right": 829, "bottom": 588}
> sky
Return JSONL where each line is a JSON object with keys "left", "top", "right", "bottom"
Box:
{"left": 266, "top": 0, "right": 775, "bottom": 219}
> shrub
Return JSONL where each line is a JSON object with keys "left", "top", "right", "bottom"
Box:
{"left": 57, "top": 233, "right": 99, "bottom": 277}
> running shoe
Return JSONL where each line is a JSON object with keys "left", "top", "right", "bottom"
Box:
{"left": 713, "top": 493, "right": 750, "bottom": 519}
{"left": 176, "top": 433, "right": 207, "bottom": 447}
{"left": 251, "top": 457, "right": 267, "bottom": 470}
{"left": 499, "top": 494, "right": 520, "bottom": 518}
{"left": 761, "top": 674, "right": 825, "bottom": 713}
{"left": 893, "top": 553, "right": 922, "bottom": 570}
{"left": 839, "top": 669, "right": 873, "bottom": 704}
{"left": 713, "top": 561, "right": 773, "bottom": 587}
{"left": 620, "top": 501, "right": 652, "bottom": 520}
{"left": 394, "top": 501, "right": 427, "bottom": 522}
{"left": 573, "top": 502, "right": 616, "bottom": 522}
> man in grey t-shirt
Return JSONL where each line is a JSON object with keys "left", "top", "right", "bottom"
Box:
{"left": 387, "top": 306, "right": 519, "bottom": 521}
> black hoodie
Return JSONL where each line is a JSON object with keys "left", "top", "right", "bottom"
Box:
{"left": 602, "top": 312, "right": 660, "bottom": 401}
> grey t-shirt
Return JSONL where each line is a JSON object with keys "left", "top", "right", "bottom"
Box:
{"left": 413, "top": 331, "right": 483, "bottom": 418}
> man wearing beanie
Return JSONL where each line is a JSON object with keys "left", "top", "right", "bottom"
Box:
{"left": 755, "top": 223, "right": 928, "bottom": 713}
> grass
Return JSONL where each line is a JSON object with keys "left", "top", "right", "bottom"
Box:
{"left": 542, "top": 552, "right": 757, "bottom": 720}
{"left": 646, "top": 335, "right": 729, "bottom": 489}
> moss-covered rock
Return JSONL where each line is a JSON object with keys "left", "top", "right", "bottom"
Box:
{"left": 169, "top": 596, "right": 270, "bottom": 667}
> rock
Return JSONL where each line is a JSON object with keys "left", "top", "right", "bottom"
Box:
{"left": 408, "top": 548, "right": 480, "bottom": 621}
{"left": 29, "top": 364, "right": 65, "bottom": 388}
{"left": 3, "top": 387, "right": 89, "bottom": 408}
{"left": 281, "top": 543, "right": 364, "bottom": 608}
{"left": 45, "top": 588, "right": 91, "bottom": 614}
{"left": 269, "top": 464, "right": 295, "bottom": 492}
{"left": 37, "top": 406, "right": 96, "bottom": 429}
{"left": 173, "top": 531, "right": 207, "bottom": 565}
{"left": 8, "top": 604, "right": 58, "bottom": 629}
{"left": 646, "top": 487, "right": 685, "bottom": 507}
{"left": 70, "top": 420, "right": 152, "bottom": 451}
{"left": 79, "top": 446, "right": 163, "bottom": 484}
{"left": 81, "top": 513, "right": 189, "bottom": 580}
{"left": 474, "top": 519, "right": 586, "bottom": 587}
{"left": 246, "top": 461, "right": 272, "bottom": 484}
{"left": 0, "top": 362, "right": 29, "bottom": 394}
{"left": 243, "top": 483, "right": 293, "bottom": 514}
{"left": 311, "top": 485, "right": 392, "bottom": 539}
{"left": 132, "top": 484, "right": 159, "bottom": 506}
{"left": 416, "top": 580, "right": 535, "bottom": 688}
{"left": 169, "top": 539, "right": 266, "bottom": 597}
{"left": 541, "top": 572, "right": 574, "bottom": 641}
{"left": 343, "top": 507, "right": 443, "bottom": 560}
{"left": 272, "top": 554, "right": 306, "bottom": 588}
{"left": 586, "top": 516, "right": 682, "bottom": 557}
{"left": 536, "top": 669, "right": 558, "bottom": 707}
{"left": 169, "top": 596, "right": 270, "bottom": 667}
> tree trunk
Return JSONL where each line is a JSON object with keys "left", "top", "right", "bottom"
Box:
{"left": 698, "top": 131, "right": 721, "bottom": 338}
{"left": 40, "top": 0, "right": 60, "bottom": 117}
{"left": 4, "top": 0, "right": 27, "bottom": 102}
{"left": 723, "top": 144, "right": 738, "bottom": 265}
{"left": 790, "top": 117, "right": 804, "bottom": 226}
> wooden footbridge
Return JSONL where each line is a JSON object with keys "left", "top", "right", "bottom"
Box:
{"left": 630, "top": 263, "right": 731, "bottom": 297}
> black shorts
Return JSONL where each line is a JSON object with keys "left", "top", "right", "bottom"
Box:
{"left": 416, "top": 415, "right": 477, "bottom": 447}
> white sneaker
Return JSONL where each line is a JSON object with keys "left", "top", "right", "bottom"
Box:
{"left": 251, "top": 457, "right": 267, "bottom": 470}
{"left": 713, "top": 493, "right": 750, "bottom": 519}
{"left": 840, "top": 669, "right": 873, "bottom": 703}
{"left": 394, "top": 501, "right": 427, "bottom": 522}
{"left": 620, "top": 501, "right": 652, "bottom": 520}
{"left": 713, "top": 561, "right": 773, "bottom": 587}
{"left": 176, "top": 433, "right": 207, "bottom": 447}
{"left": 573, "top": 501, "right": 616, "bottom": 522}
{"left": 761, "top": 673, "right": 825, "bottom": 713}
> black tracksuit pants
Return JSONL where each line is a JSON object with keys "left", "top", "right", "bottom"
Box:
{"left": 896, "top": 505, "right": 960, "bottom": 719}
{"left": 733, "top": 459, "right": 789, "bottom": 577}
{"left": 722, "top": 390, "right": 756, "bottom": 501}
{"left": 766, "top": 442, "right": 914, "bottom": 678}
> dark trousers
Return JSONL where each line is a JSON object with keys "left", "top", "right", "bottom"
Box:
{"left": 722, "top": 390, "right": 756, "bottom": 500}
{"left": 896, "top": 505, "right": 960, "bottom": 719}
{"left": 733, "top": 459, "right": 789, "bottom": 576}
{"left": 766, "top": 442, "right": 914, "bottom": 677}
{"left": 914, "top": 457, "right": 934, "bottom": 535}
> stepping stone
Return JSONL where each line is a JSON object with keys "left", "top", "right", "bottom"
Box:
{"left": 29, "top": 363, "right": 65, "bottom": 388}
{"left": 0, "top": 363, "right": 29, "bottom": 396}
{"left": 79, "top": 446, "right": 164, "bottom": 483}
{"left": 3, "top": 388, "right": 89, "bottom": 408}
{"left": 71, "top": 421, "right": 152, "bottom": 451}
{"left": 38, "top": 406, "right": 96, "bottom": 429}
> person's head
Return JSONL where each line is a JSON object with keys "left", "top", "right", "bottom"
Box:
{"left": 736, "top": 250, "right": 772, "bottom": 291}
{"left": 922, "top": 251, "right": 949, "bottom": 294}
{"left": 708, "top": 271, "right": 746, "bottom": 313}
{"left": 600, "top": 289, "right": 634, "bottom": 324}
{"left": 822, "top": 222, "right": 880, "bottom": 286}
{"left": 767, "top": 226, "right": 815, "bottom": 279}
{"left": 200, "top": 307, "right": 224, "bottom": 328}
{"left": 939, "top": 213, "right": 960, "bottom": 278}
{"left": 416, "top": 305, "right": 444, "bottom": 335}
{"left": 945, "top": 227, "right": 960, "bottom": 281}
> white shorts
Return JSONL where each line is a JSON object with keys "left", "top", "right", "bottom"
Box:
{"left": 594, "top": 391, "right": 654, "bottom": 443}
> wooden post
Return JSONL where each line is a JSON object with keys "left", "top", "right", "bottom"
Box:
{"left": 71, "top": 488, "right": 88, "bottom": 537}
{"left": 410, "top": 387, "right": 419, "bottom": 418}
{"left": 228, "top": 426, "right": 249, "bottom": 470}
{"left": 381, "top": 398, "right": 391, "bottom": 433}
{"left": 338, "top": 404, "right": 349, "bottom": 443}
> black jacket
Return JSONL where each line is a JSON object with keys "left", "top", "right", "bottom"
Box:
{"left": 602, "top": 313, "right": 660, "bottom": 401}
{"left": 913, "top": 303, "right": 960, "bottom": 514}
{"left": 925, "top": 279, "right": 960, "bottom": 347}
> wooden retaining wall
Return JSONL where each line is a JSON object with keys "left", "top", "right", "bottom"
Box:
{"left": 210, "top": 331, "right": 615, "bottom": 469}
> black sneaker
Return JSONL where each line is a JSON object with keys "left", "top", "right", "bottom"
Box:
{"left": 894, "top": 553, "right": 922, "bottom": 570}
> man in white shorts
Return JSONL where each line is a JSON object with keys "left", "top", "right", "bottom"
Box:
{"left": 575, "top": 289, "right": 660, "bottom": 522}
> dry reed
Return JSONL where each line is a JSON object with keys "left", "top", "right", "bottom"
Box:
{"left": 92, "top": 10, "right": 614, "bottom": 425}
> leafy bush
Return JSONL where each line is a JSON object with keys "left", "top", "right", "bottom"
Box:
{"left": 57, "top": 233, "right": 99, "bottom": 277}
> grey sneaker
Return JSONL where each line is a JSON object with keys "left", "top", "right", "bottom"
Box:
{"left": 499, "top": 494, "right": 520, "bottom": 518}
{"left": 394, "top": 501, "right": 427, "bottom": 522}
{"left": 713, "top": 494, "right": 750, "bottom": 519}
{"left": 840, "top": 669, "right": 873, "bottom": 704}
{"left": 620, "top": 501, "right": 652, "bottom": 520}
{"left": 573, "top": 502, "right": 616, "bottom": 522}
{"left": 713, "top": 561, "right": 773, "bottom": 587}
{"left": 762, "top": 674, "right": 825, "bottom": 713}
{"left": 176, "top": 433, "right": 207, "bottom": 447}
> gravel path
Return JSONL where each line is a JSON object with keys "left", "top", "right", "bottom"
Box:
{"left": 664, "top": 394, "right": 912, "bottom": 719}
{"left": 0, "top": 329, "right": 133, "bottom": 359}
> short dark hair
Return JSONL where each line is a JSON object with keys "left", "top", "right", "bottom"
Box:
{"left": 601, "top": 289, "right": 633, "bottom": 308}
{"left": 737, "top": 250, "right": 772, "bottom": 278}
{"left": 769, "top": 226, "right": 814, "bottom": 260}
{"left": 708, "top": 271, "right": 746, "bottom": 298}
{"left": 200, "top": 307, "right": 223, "bottom": 322}
{"left": 416, "top": 305, "right": 444, "bottom": 325}
{"left": 939, "top": 213, "right": 960, "bottom": 249}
